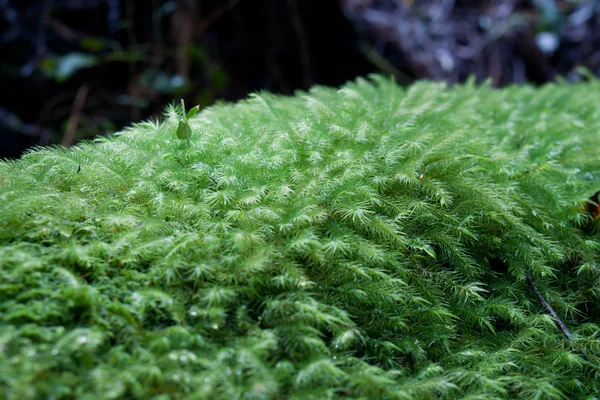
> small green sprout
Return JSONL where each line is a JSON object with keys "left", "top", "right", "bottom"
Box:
{"left": 176, "top": 99, "right": 200, "bottom": 145}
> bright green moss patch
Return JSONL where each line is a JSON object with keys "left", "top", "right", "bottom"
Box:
{"left": 2, "top": 76, "right": 600, "bottom": 399}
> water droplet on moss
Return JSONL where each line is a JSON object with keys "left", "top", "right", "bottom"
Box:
{"left": 51, "top": 349, "right": 59, "bottom": 356}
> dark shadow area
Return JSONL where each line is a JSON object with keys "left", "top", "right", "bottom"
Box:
{"left": 1, "top": 0, "right": 599, "bottom": 158}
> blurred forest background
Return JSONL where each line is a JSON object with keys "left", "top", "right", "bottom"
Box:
{"left": 1, "top": 0, "right": 600, "bottom": 159}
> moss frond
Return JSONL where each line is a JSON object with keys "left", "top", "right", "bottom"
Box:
{"left": 2, "top": 76, "right": 600, "bottom": 399}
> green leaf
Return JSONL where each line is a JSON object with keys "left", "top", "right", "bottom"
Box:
{"left": 186, "top": 105, "right": 200, "bottom": 120}
{"left": 41, "top": 53, "right": 98, "bottom": 82}
{"left": 176, "top": 121, "right": 187, "bottom": 139}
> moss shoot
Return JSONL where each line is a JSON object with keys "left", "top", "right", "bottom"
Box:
{"left": 1, "top": 76, "right": 600, "bottom": 399}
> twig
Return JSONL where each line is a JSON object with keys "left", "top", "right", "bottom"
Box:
{"left": 21, "top": 0, "right": 53, "bottom": 76}
{"left": 197, "top": 0, "right": 246, "bottom": 33}
{"left": 527, "top": 266, "right": 595, "bottom": 363}
{"left": 62, "top": 83, "right": 90, "bottom": 147}
{"left": 286, "top": 0, "right": 313, "bottom": 89}
{"left": 173, "top": 1, "right": 196, "bottom": 79}
{"left": 125, "top": 0, "right": 139, "bottom": 122}
{"left": 525, "top": 266, "right": 572, "bottom": 340}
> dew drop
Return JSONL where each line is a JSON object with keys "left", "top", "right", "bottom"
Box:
{"left": 77, "top": 336, "right": 88, "bottom": 344}
{"left": 212, "top": 324, "right": 219, "bottom": 330}
{"left": 51, "top": 349, "right": 59, "bottom": 356}
{"left": 190, "top": 311, "right": 197, "bottom": 317}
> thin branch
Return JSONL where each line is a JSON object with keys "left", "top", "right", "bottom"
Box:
{"left": 198, "top": 0, "right": 246, "bottom": 33}
{"left": 286, "top": 0, "right": 313, "bottom": 89}
{"left": 526, "top": 266, "right": 573, "bottom": 340}
{"left": 62, "top": 83, "right": 90, "bottom": 147}
{"left": 21, "top": 0, "right": 53, "bottom": 77}
{"left": 172, "top": 0, "right": 197, "bottom": 79}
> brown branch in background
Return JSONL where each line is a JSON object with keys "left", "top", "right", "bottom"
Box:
{"left": 37, "top": 90, "right": 78, "bottom": 145}
{"left": 151, "top": 0, "right": 162, "bottom": 43}
{"left": 172, "top": 0, "right": 197, "bottom": 80}
{"left": 62, "top": 84, "right": 90, "bottom": 147}
{"left": 49, "top": 18, "right": 79, "bottom": 42}
{"left": 20, "top": 0, "right": 53, "bottom": 77}
{"left": 197, "top": 0, "right": 245, "bottom": 33}
{"left": 266, "top": 0, "right": 291, "bottom": 94}
{"left": 169, "top": 0, "right": 246, "bottom": 97}
{"left": 285, "top": 0, "right": 313, "bottom": 89}
{"left": 125, "top": 0, "right": 141, "bottom": 122}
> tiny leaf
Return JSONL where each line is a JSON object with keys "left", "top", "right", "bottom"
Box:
{"left": 186, "top": 105, "right": 200, "bottom": 120}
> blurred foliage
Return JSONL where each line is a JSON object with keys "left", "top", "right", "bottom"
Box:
{"left": 343, "top": 0, "right": 600, "bottom": 85}
{"left": 3, "top": 0, "right": 600, "bottom": 158}
{"left": 0, "top": 0, "right": 373, "bottom": 158}
{"left": 0, "top": 0, "right": 234, "bottom": 155}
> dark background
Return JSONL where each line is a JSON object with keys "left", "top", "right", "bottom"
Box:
{"left": 2, "top": 0, "right": 599, "bottom": 159}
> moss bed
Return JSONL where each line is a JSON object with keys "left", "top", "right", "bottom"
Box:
{"left": 1, "top": 76, "right": 600, "bottom": 399}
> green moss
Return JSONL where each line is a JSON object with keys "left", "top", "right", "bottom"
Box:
{"left": 1, "top": 76, "right": 600, "bottom": 399}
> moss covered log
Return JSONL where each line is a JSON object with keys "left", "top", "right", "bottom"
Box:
{"left": 1, "top": 76, "right": 600, "bottom": 399}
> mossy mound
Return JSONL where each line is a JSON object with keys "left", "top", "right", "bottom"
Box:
{"left": 1, "top": 76, "right": 600, "bottom": 399}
